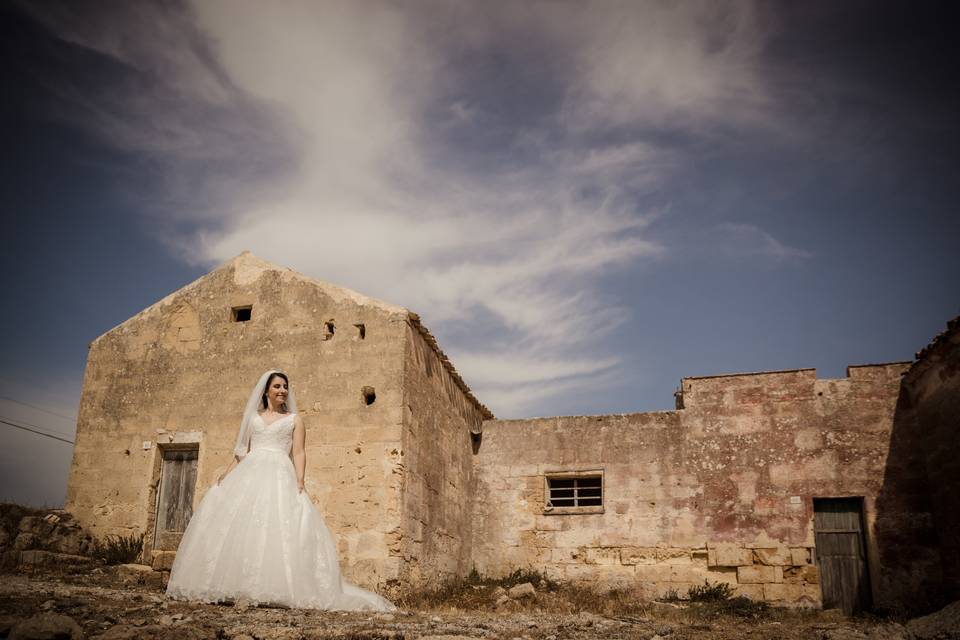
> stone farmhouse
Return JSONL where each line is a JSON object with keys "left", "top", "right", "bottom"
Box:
{"left": 65, "top": 252, "right": 957, "bottom": 614}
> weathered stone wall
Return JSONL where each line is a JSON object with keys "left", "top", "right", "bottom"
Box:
{"left": 900, "top": 318, "right": 960, "bottom": 601}
{"left": 473, "top": 364, "right": 918, "bottom": 607}
{"left": 398, "top": 319, "right": 488, "bottom": 586}
{"left": 65, "top": 253, "right": 408, "bottom": 588}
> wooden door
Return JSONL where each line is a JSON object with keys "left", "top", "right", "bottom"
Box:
{"left": 814, "top": 497, "right": 872, "bottom": 614}
{"left": 153, "top": 448, "right": 199, "bottom": 551}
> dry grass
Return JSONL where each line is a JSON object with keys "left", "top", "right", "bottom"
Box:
{"left": 92, "top": 532, "right": 145, "bottom": 565}
{"left": 395, "top": 568, "right": 787, "bottom": 623}
{"left": 397, "top": 568, "right": 650, "bottom": 616}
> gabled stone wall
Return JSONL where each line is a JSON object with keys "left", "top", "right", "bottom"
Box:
{"left": 66, "top": 253, "right": 409, "bottom": 588}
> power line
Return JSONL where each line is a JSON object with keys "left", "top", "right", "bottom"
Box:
{"left": 0, "top": 373, "right": 80, "bottom": 407}
{"left": 0, "top": 397, "right": 76, "bottom": 422}
{"left": 0, "top": 413, "right": 75, "bottom": 438}
{"left": 0, "top": 418, "right": 75, "bottom": 445}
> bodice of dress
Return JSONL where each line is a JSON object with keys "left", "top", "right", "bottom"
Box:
{"left": 249, "top": 412, "right": 296, "bottom": 454}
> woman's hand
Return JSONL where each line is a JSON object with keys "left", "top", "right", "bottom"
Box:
{"left": 297, "top": 480, "right": 305, "bottom": 494}
{"left": 217, "top": 455, "right": 241, "bottom": 486}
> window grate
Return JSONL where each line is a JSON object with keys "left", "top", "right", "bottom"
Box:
{"left": 547, "top": 475, "right": 603, "bottom": 508}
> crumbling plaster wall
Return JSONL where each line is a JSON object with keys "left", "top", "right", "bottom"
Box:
{"left": 65, "top": 254, "right": 407, "bottom": 588}
{"left": 473, "top": 364, "right": 916, "bottom": 607}
{"left": 900, "top": 318, "right": 960, "bottom": 601}
{"left": 398, "top": 319, "right": 488, "bottom": 586}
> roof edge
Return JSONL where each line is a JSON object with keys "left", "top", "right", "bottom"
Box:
{"left": 905, "top": 315, "right": 960, "bottom": 384}
{"left": 682, "top": 367, "right": 816, "bottom": 382}
{"left": 90, "top": 251, "right": 407, "bottom": 345}
{"left": 406, "top": 312, "right": 494, "bottom": 421}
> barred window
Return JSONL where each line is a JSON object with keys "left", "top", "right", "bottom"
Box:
{"left": 544, "top": 470, "right": 604, "bottom": 514}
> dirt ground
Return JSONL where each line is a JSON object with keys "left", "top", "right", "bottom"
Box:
{"left": 0, "top": 565, "right": 929, "bottom": 640}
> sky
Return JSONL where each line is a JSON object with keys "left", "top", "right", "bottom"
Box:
{"left": 2, "top": 0, "right": 958, "bottom": 508}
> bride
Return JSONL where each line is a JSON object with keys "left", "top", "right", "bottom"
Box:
{"left": 165, "top": 370, "right": 395, "bottom": 611}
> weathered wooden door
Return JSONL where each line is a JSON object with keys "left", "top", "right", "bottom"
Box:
{"left": 814, "top": 497, "right": 872, "bottom": 614}
{"left": 153, "top": 448, "right": 199, "bottom": 551}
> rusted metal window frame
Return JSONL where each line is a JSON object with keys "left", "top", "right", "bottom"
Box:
{"left": 543, "top": 468, "right": 604, "bottom": 515}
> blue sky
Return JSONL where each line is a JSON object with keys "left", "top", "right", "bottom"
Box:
{"left": 2, "top": 1, "right": 958, "bottom": 507}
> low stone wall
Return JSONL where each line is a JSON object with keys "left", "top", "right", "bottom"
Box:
{"left": 473, "top": 364, "right": 913, "bottom": 608}
{"left": 537, "top": 540, "right": 820, "bottom": 604}
{"left": 0, "top": 505, "right": 95, "bottom": 560}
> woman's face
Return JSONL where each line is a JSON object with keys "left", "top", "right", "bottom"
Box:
{"left": 265, "top": 375, "right": 289, "bottom": 408}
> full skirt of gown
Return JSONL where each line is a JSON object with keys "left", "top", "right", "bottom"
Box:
{"left": 165, "top": 414, "right": 394, "bottom": 611}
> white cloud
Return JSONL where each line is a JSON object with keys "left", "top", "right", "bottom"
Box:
{"left": 560, "top": 2, "right": 774, "bottom": 130}
{"left": 717, "top": 223, "right": 812, "bottom": 260}
{"left": 31, "top": 0, "right": 777, "bottom": 416}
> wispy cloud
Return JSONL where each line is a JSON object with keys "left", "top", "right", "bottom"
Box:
{"left": 717, "top": 223, "right": 813, "bottom": 260}
{"left": 28, "top": 0, "right": 777, "bottom": 416}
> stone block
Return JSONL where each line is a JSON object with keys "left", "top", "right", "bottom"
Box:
{"left": 735, "top": 584, "right": 765, "bottom": 600}
{"left": 708, "top": 542, "right": 753, "bottom": 567}
{"left": 585, "top": 547, "right": 620, "bottom": 565}
{"left": 508, "top": 582, "right": 536, "bottom": 599}
{"left": 705, "top": 568, "right": 739, "bottom": 585}
{"left": 754, "top": 547, "right": 792, "bottom": 566}
{"left": 784, "top": 565, "right": 819, "bottom": 584}
{"left": 763, "top": 582, "right": 820, "bottom": 604}
{"left": 551, "top": 547, "right": 584, "bottom": 564}
{"left": 152, "top": 551, "right": 177, "bottom": 571}
{"left": 18, "top": 550, "right": 96, "bottom": 569}
{"left": 13, "top": 532, "right": 37, "bottom": 551}
{"left": 737, "top": 565, "right": 779, "bottom": 584}
{"left": 565, "top": 563, "right": 637, "bottom": 586}
{"left": 634, "top": 564, "right": 674, "bottom": 583}
{"left": 519, "top": 530, "right": 555, "bottom": 548}
{"left": 670, "top": 565, "right": 709, "bottom": 583}
{"left": 19, "top": 515, "right": 55, "bottom": 536}
{"left": 790, "top": 547, "right": 811, "bottom": 565}
{"left": 621, "top": 547, "right": 657, "bottom": 565}
{"left": 662, "top": 548, "right": 693, "bottom": 564}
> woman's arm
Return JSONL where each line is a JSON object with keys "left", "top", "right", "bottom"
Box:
{"left": 292, "top": 414, "right": 306, "bottom": 493}
{"left": 217, "top": 453, "right": 244, "bottom": 485}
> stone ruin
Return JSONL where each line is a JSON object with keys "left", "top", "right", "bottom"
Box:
{"left": 38, "top": 252, "right": 957, "bottom": 614}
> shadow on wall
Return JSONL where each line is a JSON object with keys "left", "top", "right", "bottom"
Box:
{"left": 875, "top": 319, "right": 960, "bottom": 615}
{"left": 874, "top": 387, "right": 944, "bottom": 615}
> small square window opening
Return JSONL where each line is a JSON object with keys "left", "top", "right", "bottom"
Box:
{"left": 231, "top": 306, "right": 252, "bottom": 322}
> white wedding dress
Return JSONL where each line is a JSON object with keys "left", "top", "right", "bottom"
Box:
{"left": 165, "top": 412, "right": 394, "bottom": 611}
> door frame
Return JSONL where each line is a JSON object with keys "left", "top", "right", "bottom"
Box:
{"left": 813, "top": 496, "right": 873, "bottom": 614}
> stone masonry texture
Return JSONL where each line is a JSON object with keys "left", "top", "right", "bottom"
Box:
{"left": 472, "top": 364, "right": 945, "bottom": 609}
{"left": 65, "top": 253, "right": 955, "bottom": 612}
{"left": 900, "top": 318, "right": 960, "bottom": 601}
{"left": 66, "top": 253, "right": 487, "bottom": 591}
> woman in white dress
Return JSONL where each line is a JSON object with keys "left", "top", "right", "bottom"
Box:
{"left": 165, "top": 370, "right": 395, "bottom": 611}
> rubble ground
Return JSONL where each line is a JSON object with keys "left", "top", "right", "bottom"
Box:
{"left": 0, "top": 565, "right": 928, "bottom": 640}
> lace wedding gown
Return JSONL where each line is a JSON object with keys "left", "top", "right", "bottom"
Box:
{"left": 165, "top": 412, "right": 394, "bottom": 611}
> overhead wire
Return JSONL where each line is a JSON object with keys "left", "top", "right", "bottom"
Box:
{"left": 0, "top": 417, "right": 75, "bottom": 444}
{"left": 0, "top": 397, "right": 77, "bottom": 422}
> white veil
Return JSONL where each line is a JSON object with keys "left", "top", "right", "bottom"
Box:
{"left": 232, "top": 370, "right": 298, "bottom": 458}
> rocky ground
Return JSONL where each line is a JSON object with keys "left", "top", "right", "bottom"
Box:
{"left": 2, "top": 565, "right": 958, "bottom": 640}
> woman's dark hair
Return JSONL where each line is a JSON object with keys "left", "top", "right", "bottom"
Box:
{"left": 261, "top": 372, "right": 289, "bottom": 411}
